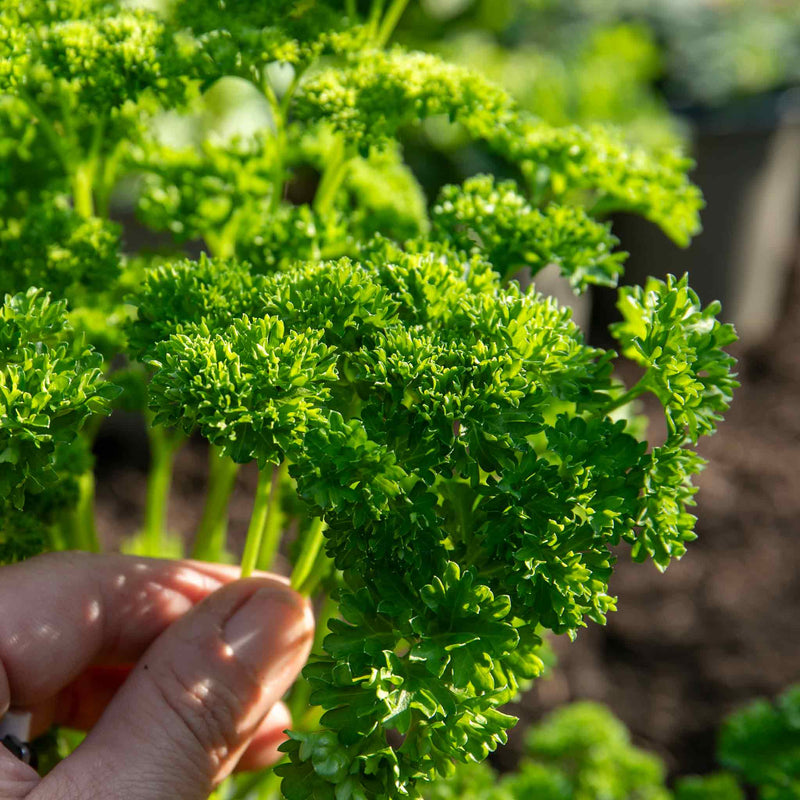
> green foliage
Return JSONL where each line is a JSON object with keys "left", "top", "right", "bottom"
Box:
{"left": 0, "top": 1, "right": 194, "bottom": 115}
{"left": 343, "top": 145, "right": 430, "bottom": 243}
{"left": 431, "top": 175, "right": 626, "bottom": 288}
{"left": 279, "top": 564, "right": 539, "bottom": 798}
{"left": 427, "top": 698, "right": 779, "bottom": 800}
{"left": 655, "top": 2, "right": 800, "bottom": 106}
{"left": 128, "top": 254, "right": 263, "bottom": 361}
{"left": 630, "top": 443, "right": 703, "bottom": 569}
{"left": 149, "top": 314, "right": 338, "bottom": 467}
{"left": 719, "top": 685, "right": 800, "bottom": 800}
{"left": 407, "top": 0, "right": 800, "bottom": 110}
{"left": 612, "top": 275, "right": 738, "bottom": 444}
{"left": 129, "top": 133, "right": 277, "bottom": 243}
{"left": 295, "top": 48, "right": 517, "bottom": 150}
{"left": 496, "top": 122, "right": 703, "bottom": 247}
{"left": 0, "top": 289, "right": 117, "bottom": 559}
{"left": 403, "top": 7, "right": 680, "bottom": 148}
{"left": 608, "top": 275, "right": 738, "bottom": 568}
{"left": 568, "top": 0, "right": 800, "bottom": 107}
{"left": 0, "top": 193, "right": 120, "bottom": 299}
{"left": 0, "top": 508, "right": 50, "bottom": 566}
{"left": 425, "top": 759, "right": 507, "bottom": 800}
{"left": 0, "top": 95, "right": 64, "bottom": 212}
{"left": 1, "top": 2, "right": 737, "bottom": 799}
{"left": 134, "top": 246, "right": 735, "bottom": 797}
{"left": 519, "top": 703, "right": 670, "bottom": 800}
{"left": 428, "top": 687, "right": 800, "bottom": 800}
{"left": 128, "top": 130, "right": 428, "bottom": 266}
{"left": 425, "top": 702, "right": 671, "bottom": 800}
{"left": 674, "top": 773, "right": 744, "bottom": 800}
{"left": 170, "top": 0, "right": 364, "bottom": 82}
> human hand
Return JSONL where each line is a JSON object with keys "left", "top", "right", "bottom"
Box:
{"left": 0, "top": 552, "right": 314, "bottom": 800}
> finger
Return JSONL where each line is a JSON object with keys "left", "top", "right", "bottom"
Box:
{"left": 235, "top": 701, "right": 293, "bottom": 773}
{"left": 0, "top": 552, "right": 283, "bottom": 706}
{"left": 21, "top": 665, "right": 133, "bottom": 739}
{"left": 36, "top": 577, "right": 313, "bottom": 800}
{"left": 31, "top": 669, "right": 290, "bottom": 772}
{"left": 0, "top": 743, "right": 39, "bottom": 799}
{"left": 0, "top": 657, "right": 9, "bottom": 718}
{"left": 41, "top": 687, "right": 292, "bottom": 774}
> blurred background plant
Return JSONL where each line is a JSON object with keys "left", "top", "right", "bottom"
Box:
{"left": 426, "top": 685, "right": 800, "bottom": 800}
{"left": 398, "top": 0, "right": 681, "bottom": 148}
{"left": 400, "top": 0, "right": 800, "bottom": 119}
{"left": 395, "top": 0, "right": 800, "bottom": 342}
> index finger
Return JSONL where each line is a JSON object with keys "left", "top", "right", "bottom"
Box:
{"left": 0, "top": 552, "right": 287, "bottom": 711}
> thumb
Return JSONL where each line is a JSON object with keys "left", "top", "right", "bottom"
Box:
{"left": 34, "top": 577, "right": 314, "bottom": 800}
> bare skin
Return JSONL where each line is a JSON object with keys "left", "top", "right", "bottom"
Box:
{"left": 0, "top": 552, "right": 315, "bottom": 800}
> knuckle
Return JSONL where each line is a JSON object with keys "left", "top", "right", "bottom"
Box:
{"left": 148, "top": 658, "right": 246, "bottom": 772}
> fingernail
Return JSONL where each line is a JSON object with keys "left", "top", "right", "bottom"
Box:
{"left": 222, "top": 585, "right": 313, "bottom": 682}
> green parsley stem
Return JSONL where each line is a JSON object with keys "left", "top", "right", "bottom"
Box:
{"left": 255, "top": 461, "right": 288, "bottom": 571}
{"left": 72, "top": 162, "right": 95, "bottom": 218}
{"left": 193, "top": 446, "right": 239, "bottom": 562}
{"left": 142, "top": 425, "right": 182, "bottom": 557}
{"left": 205, "top": 226, "right": 237, "bottom": 260}
{"left": 291, "top": 517, "right": 327, "bottom": 594}
{"left": 311, "top": 591, "right": 338, "bottom": 657}
{"left": 241, "top": 468, "right": 277, "bottom": 578}
{"left": 262, "top": 80, "right": 287, "bottom": 215}
{"left": 313, "top": 137, "right": 349, "bottom": 218}
{"left": 296, "top": 543, "right": 332, "bottom": 597}
{"left": 600, "top": 375, "right": 650, "bottom": 416}
{"left": 368, "top": 0, "right": 387, "bottom": 40}
{"left": 73, "top": 471, "right": 100, "bottom": 553}
{"left": 95, "top": 143, "right": 124, "bottom": 219}
{"left": 375, "top": 0, "right": 410, "bottom": 48}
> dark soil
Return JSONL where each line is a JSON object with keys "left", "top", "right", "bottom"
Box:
{"left": 93, "top": 246, "right": 800, "bottom": 781}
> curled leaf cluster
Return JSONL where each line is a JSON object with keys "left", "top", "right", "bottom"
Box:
{"left": 0, "top": 193, "right": 120, "bottom": 299}
{"left": 0, "top": 289, "right": 117, "bottom": 559}
{"left": 431, "top": 175, "right": 626, "bottom": 289}
{"left": 134, "top": 245, "right": 736, "bottom": 798}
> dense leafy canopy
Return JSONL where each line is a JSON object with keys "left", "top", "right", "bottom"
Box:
{"left": 494, "top": 122, "right": 703, "bottom": 247}
{"left": 0, "top": 193, "right": 120, "bottom": 299}
{"left": 431, "top": 175, "right": 626, "bottom": 288}
{"left": 133, "top": 246, "right": 736, "bottom": 798}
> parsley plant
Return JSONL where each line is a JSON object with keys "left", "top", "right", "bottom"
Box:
{"left": 0, "top": 2, "right": 736, "bottom": 798}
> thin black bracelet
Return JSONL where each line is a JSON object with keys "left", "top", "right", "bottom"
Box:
{"left": 1, "top": 733, "right": 37, "bottom": 768}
